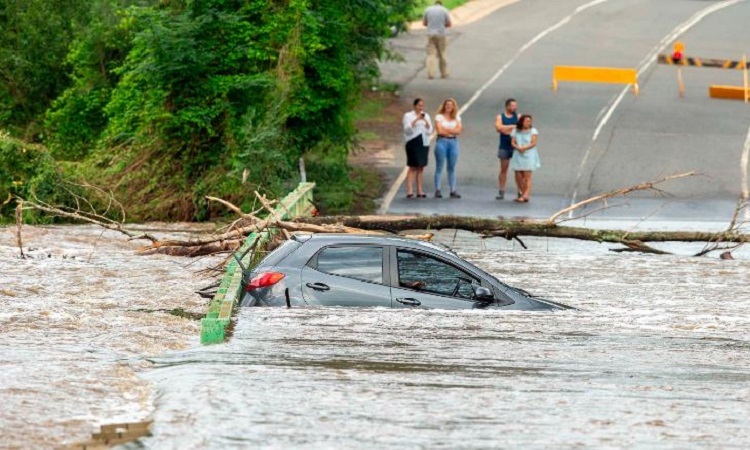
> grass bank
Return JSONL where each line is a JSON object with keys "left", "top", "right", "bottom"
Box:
{"left": 348, "top": 85, "right": 407, "bottom": 214}
{"left": 409, "top": 0, "right": 471, "bottom": 21}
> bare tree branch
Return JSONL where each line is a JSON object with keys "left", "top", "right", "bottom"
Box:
{"left": 206, "top": 196, "right": 261, "bottom": 221}
{"left": 694, "top": 196, "right": 748, "bottom": 257}
{"left": 19, "top": 195, "right": 158, "bottom": 243}
{"left": 547, "top": 171, "right": 697, "bottom": 225}
{"left": 15, "top": 200, "right": 25, "bottom": 259}
{"left": 553, "top": 201, "right": 629, "bottom": 224}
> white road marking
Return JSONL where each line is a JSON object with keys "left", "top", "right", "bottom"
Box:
{"left": 741, "top": 122, "right": 750, "bottom": 208}
{"left": 378, "top": 0, "right": 611, "bottom": 214}
{"left": 459, "top": 0, "right": 609, "bottom": 116}
{"left": 568, "top": 0, "right": 746, "bottom": 213}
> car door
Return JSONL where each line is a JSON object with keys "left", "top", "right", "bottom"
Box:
{"left": 390, "top": 247, "right": 489, "bottom": 310}
{"left": 301, "top": 245, "right": 392, "bottom": 307}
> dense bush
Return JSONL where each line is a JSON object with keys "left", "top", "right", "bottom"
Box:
{"left": 0, "top": 0, "right": 90, "bottom": 136}
{"left": 0, "top": 0, "right": 414, "bottom": 222}
{"left": 0, "top": 133, "right": 59, "bottom": 222}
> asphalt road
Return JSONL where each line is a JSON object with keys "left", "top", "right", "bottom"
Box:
{"left": 382, "top": 0, "right": 750, "bottom": 225}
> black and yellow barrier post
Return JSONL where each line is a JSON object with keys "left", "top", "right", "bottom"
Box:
{"left": 672, "top": 42, "right": 686, "bottom": 98}
{"left": 658, "top": 53, "right": 749, "bottom": 69}
{"left": 657, "top": 42, "right": 750, "bottom": 103}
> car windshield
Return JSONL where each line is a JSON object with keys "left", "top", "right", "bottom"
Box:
{"left": 397, "top": 250, "right": 479, "bottom": 298}
{"left": 456, "top": 255, "right": 509, "bottom": 289}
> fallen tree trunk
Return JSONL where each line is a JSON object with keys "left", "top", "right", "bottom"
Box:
{"left": 138, "top": 239, "right": 243, "bottom": 257}
{"left": 135, "top": 220, "right": 379, "bottom": 252}
{"left": 298, "top": 215, "right": 750, "bottom": 245}
{"left": 16, "top": 172, "right": 746, "bottom": 258}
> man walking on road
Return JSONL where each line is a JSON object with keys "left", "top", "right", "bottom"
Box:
{"left": 423, "top": 1, "right": 452, "bottom": 79}
{"left": 495, "top": 98, "right": 519, "bottom": 200}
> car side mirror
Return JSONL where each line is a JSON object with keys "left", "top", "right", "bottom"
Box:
{"left": 474, "top": 287, "right": 494, "bottom": 302}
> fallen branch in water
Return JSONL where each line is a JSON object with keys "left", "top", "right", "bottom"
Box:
{"left": 134, "top": 193, "right": 386, "bottom": 256}
{"left": 15, "top": 200, "right": 25, "bottom": 259}
{"left": 693, "top": 196, "right": 748, "bottom": 257}
{"left": 16, "top": 173, "right": 747, "bottom": 258}
{"left": 299, "top": 214, "right": 750, "bottom": 249}
{"left": 19, "top": 194, "right": 158, "bottom": 243}
{"left": 138, "top": 239, "right": 244, "bottom": 257}
{"left": 547, "top": 171, "right": 697, "bottom": 225}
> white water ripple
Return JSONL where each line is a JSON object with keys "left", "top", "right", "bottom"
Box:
{"left": 140, "top": 235, "right": 750, "bottom": 449}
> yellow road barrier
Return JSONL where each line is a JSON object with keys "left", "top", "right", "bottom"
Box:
{"left": 709, "top": 85, "right": 750, "bottom": 102}
{"left": 553, "top": 66, "right": 639, "bottom": 96}
{"left": 658, "top": 54, "right": 749, "bottom": 70}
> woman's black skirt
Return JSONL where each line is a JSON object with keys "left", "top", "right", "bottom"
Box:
{"left": 405, "top": 136, "right": 429, "bottom": 167}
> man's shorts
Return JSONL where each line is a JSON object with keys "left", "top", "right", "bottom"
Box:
{"left": 497, "top": 146, "right": 513, "bottom": 160}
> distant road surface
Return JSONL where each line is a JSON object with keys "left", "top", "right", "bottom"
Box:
{"left": 380, "top": 0, "right": 750, "bottom": 226}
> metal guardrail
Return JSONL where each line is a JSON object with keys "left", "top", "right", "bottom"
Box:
{"left": 200, "top": 182, "right": 315, "bottom": 344}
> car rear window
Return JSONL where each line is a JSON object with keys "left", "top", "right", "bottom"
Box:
{"left": 255, "top": 239, "right": 301, "bottom": 268}
{"left": 314, "top": 246, "right": 384, "bottom": 284}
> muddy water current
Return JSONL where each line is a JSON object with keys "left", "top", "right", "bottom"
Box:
{"left": 2, "top": 226, "right": 750, "bottom": 449}
{"left": 0, "top": 225, "right": 223, "bottom": 449}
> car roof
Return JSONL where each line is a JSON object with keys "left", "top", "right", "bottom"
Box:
{"left": 294, "top": 233, "right": 457, "bottom": 255}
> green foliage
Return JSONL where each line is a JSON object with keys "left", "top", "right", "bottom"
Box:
{"left": 0, "top": 0, "right": 417, "bottom": 221}
{"left": 45, "top": 0, "right": 139, "bottom": 160}
{"left": 105, "top": 3, "right": 272, "bottom": 146}
{"left": 305, "top": 142, "right": 382, "bottom": 215}
{"left": 0, "top": 0, "right": 91, "bottom": 136}
{"left": 0, "top": 133, "right": 59, "bottom": 221}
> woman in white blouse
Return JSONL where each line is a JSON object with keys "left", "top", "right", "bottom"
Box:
{"left": 401, "top": 98, "right": 432, "bottom": 198}
{"left": 433, "top": 98, "right": 462, "bottom": 198}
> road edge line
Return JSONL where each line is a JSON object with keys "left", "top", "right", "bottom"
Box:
{"left": 379, "top": 0, "right": 612, "bottom": 214}
{"left": 567, "top": 0, "right": 746, "bottom": 214}
{"left": 741, "top": 122, "right": 750, "bottom": 206}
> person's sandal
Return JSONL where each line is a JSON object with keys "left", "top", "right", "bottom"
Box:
{"left": 418, "top": 194, "right": 427, "bottom": 198}
{"left": 406, "top": 194, "right": 414, "bottom": 198}
{"left": 496, "top": 190, "right": 504, "bottom": 200}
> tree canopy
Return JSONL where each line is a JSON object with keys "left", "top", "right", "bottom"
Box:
{"left": 1, "top": 0, "right": 415, "bottom": 221}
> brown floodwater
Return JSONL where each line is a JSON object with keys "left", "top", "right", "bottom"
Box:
{"left": 1, "top": 226, "right": 749, "bottom": 449}
{"left": 0, "top": 224, "right": 223, "bottom": 449}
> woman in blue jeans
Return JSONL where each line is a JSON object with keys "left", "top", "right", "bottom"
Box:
{"left": 434, "top": 98, "right": 462, "bottom": 198}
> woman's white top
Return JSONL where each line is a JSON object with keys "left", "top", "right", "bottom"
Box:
{"left": 435, "top": 113, "right": 461, "bottom": 134}
{"left": 402, "top": 111, "right": 433, "bottom": 146}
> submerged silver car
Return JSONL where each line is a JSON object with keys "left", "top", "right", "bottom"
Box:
{"left": 239, "top": 234, "right": 571, "bottom": 311}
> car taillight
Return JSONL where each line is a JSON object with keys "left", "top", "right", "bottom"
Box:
{"left": 246, "top": 272, "right": 285, "bottom": 290}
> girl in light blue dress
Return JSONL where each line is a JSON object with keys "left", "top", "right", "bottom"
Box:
{"left": 510, "top": 114, "right": 540, "bottom": 203}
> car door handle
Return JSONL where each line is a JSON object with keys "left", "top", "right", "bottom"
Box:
{"left": 396, "top": 297, "right": 421, "bottom": 306}
{"left": 306, "top": 282, "right": 330, "bottom": 292}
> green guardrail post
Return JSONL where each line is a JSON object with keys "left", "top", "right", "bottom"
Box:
{"left": 200, "top": 318, "right": 228, "bottom": 344}
{"left": 199, "top": 182, "right": 315, "bottom": 344}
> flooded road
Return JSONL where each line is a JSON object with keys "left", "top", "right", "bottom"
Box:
{"left": 2, "top": 226, "right": 749, "bottom": 448}
{"left": 0, "top": 224, "right": 222, "bottom": 448}
{"left": 140, "top": 235, "right": 750, "bottom": 449}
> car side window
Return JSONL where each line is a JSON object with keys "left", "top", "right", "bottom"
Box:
{"left": 397, "top": 250, "right": 480, "bottom": 298}
{"left": 314, "top": 246, "right": 384, "bottom": 284}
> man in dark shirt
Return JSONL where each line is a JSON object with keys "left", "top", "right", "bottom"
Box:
{"left": 494, "top": 98, "right": 519, "bottom": 200}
